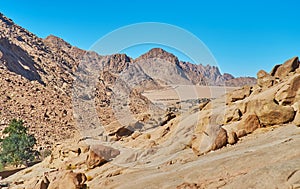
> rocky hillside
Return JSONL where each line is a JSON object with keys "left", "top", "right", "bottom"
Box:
{"left": 136, "top": 48, "right": 257, "bottom": 86}
{"left": 0, "top": 13, "right": 256, "bottom": 148}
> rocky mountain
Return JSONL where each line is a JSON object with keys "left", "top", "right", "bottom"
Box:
{"left": 136, "top": 48, "right": 257, "bottom": 86}
{"left": 0, "top": 13, "right": 256, "bottom": 148}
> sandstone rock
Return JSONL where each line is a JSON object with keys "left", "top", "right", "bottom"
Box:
{"left": 237, "top": 114, "right": 261, "bottom": 134}
{"left": 226, "top": 86, "right": 251, "bottom": 104}
{"left": 245, "top": 99, "right": 295, "bottom": 126}
{"left": 191, "top": 124, "right": 228, "bottom": 155}
{"left": 272, "top": 56, "right": 299, "bottom": 79}
{"left": 86, "top": 145, "right": 120, "bottom": 169}
{"left": 256, "top": 102, "right": 295, "bottom": 126}
{"left": 160, "top": 112, "right": 176, "bottom": 126}
{"left": 275, "top": 75, "right": 300, "bottom": 105}
{"left": 224, "top": 108, "right": 242, "bottom": 124}
{"left": 48, "top": 171, "right": 87, "bottom": 189}
{"left": 227, "top": 131, "right": 238, "bottom": 145}
{"left": 292, "top": 103, "right": 300, "bottom": 126}
{"left": 257, "top": 70, "right": 274, "bottom": 88}
{"left": 236, "top": 129, "right": 247, "bottom": 138}
{"left": 211, "top": 128, "right": 228, "bottom": 150}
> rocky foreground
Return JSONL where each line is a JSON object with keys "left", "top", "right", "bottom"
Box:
{"left": 2, "top": 57, "right": 300, "bottom": 188}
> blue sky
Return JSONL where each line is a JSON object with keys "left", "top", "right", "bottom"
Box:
{"left": 0, "top": 0, "right": 299, "bottom": 77}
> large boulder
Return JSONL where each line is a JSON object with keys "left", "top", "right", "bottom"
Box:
{"left": 245, "top": 99, "right": 295, "bottom": 126}
{"left": 275, "top": 75, "right": 300, "bottom": 105}
{"left": 191, "top": 121, "right": 228, "bottom": 155}
{"left": 86, "top": 144, "right": 120, "bottom": 169}
{"left": 237, "top": 114, "right": 261, "bottom": 134}
{"left": 48, "top": 171, "right": 87, "bottom": 189}
{"left": 271, "top": 56, "right": 299, "bottom": 79}
{"left": 257, "top": 70, "right": 274, "bottom": 88}
{"left": 226, "top": 86, "right": 251, "bottom": 104}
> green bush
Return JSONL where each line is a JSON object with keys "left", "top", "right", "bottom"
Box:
{"left": 0, "top": 119, "right": 37, "bottom": 167}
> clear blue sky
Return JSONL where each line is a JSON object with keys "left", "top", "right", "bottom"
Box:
{"left": 0, "top": 0, "right": 299, "bottom": 77}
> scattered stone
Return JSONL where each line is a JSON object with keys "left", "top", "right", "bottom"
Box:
{"left": 237, "top": 129, "right": 247, "bottom": 138}
{"left": 228, "top": 131, "right": 239, "bottom": 145}
{"left": 211, "top": 128, "right": 228, "bottom": 151}
{"left": 86, "top": 145, "right": 120, "bottom": 169}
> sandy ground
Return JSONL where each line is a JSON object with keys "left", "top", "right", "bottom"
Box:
{"left": 143, "top": 85, "right": 236, "bottom": 104}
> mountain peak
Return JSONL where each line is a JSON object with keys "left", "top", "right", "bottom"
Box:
{"left": 44, "top": 35, "right": 72, "bottom": 50}
{"left": 136, "top": 48, "right": 179, "bottom": 64}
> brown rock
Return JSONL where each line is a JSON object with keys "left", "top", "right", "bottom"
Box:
{"left": 236, "top": 129, "right": 247, "bottom": 138}
{"left": 257, "top": 70, "right": 274, "bottom": 88}
{"left": 48, "top": 171, "right": 87, "bottom": 189}
{"left": 272, "top": 56, "right": 299, "bottom": 79}
{"left": 292, "top": 103, "right": 300, "bottom": 126}
{"left": 226, "top": 86, "right": 251, "bottom": 104}
{"left": 224, "top": 108, "right": 242, "bottom": 124}
{"left": 86, "top": 145, "right": 120, "bottom": 169}
{"left": 245, "top": 99, "right": 295, "bottom": 126}
{"left": 256, "top": 102, "right": 295, "bottom": 126}
{"left": 237, "top": 114, "right": 261, "bottom": 134}
{"left": 211, "top": 128, "right": 228, "bottom": 150}
{"left": 227, "top": 131, "right": 238, "bottom": 145}
{"left": 275, "top": 75, "right": 300, "bottom": 105}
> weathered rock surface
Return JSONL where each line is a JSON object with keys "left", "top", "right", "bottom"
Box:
{"left": 257, "top": 70, "right": 274, "bottom": 88}
{"left": 272, "top": 56, "right": 299, "bottom": 79}
{"left": 275, "top": 74, "right": 300, "bottom": 105}
{"left": 86, "top": 145, "right": 120, "bottom": 169}
{"left": 237, "top": 114, "right": 261, "bottom": 134}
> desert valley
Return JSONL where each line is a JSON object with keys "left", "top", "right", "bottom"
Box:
{"left": 0, "top": 12, "right": 299, "bottom": 189}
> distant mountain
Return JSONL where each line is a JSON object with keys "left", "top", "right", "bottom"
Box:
{"left": 136, "top": 48, "right": 256, "bottom": 86}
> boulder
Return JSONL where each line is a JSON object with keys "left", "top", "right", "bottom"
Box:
{"left": 224, "top": 108, "right": 241, "bottom": 124}
{"left": 191, "top": 124, "right": 228, "bottom": 155}
{"left": 237, "top": 114, "right": 261, "bottom": 134}
{"left": 227, "top": 131, "right": 238, "bottom": 145}
{"left": 108, "top": 126, "right": 134, "bottom": 139}
{"left": 245, "top": 99, "right": 295, "bottom": 126}
{"left": 48, "top": 171, "right": 87, "bottom": 189}
{"left": 86, "top": 144, "right": 120, "bottom": 169}
{"left": 256, "top": 102, "right": 295, "bottom": 126}
{"left": 236, "top": 129, "right": 247, "bottom": 138}
{"left": 272, "top": 56, "right": 299, "bottom": 79}
{"left": 275, "top": 75, "right": 300, "bottom": 105}
{"left": 211, "top": 128, "right": 228, "bottom": 150}
{"left": 226, "top": 86, "right": 251, "bottom": 104}
{"left": 257, "top": 70, "right": 274, "bottom": 88}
